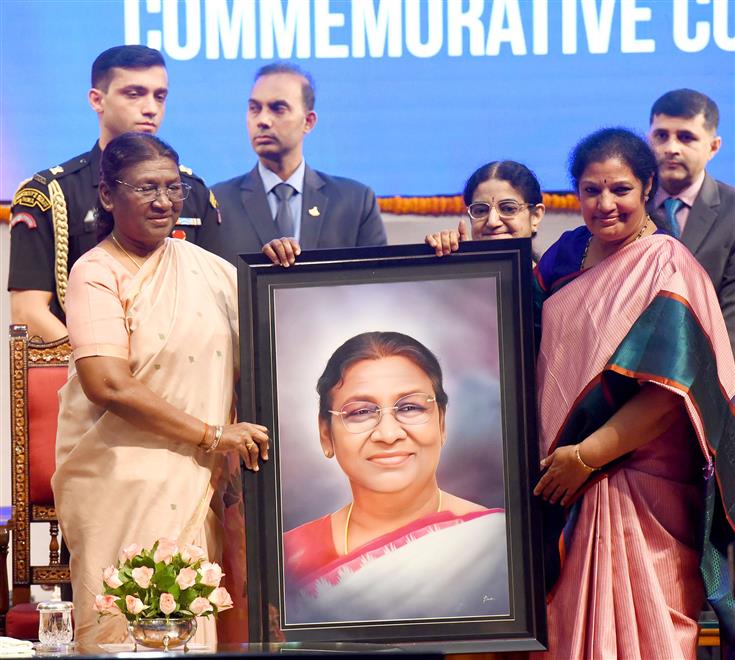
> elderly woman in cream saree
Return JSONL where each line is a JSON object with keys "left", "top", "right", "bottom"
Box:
{"left": 51, "top": 132, "right": 268, "bottom": 647}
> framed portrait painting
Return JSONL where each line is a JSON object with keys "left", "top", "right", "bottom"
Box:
{"left": 237, "top": 240, "right": 545, "bottom": 651}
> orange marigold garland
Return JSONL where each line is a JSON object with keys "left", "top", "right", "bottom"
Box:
{"left": 377, "top": 193, "right": 579, "bottom": 215}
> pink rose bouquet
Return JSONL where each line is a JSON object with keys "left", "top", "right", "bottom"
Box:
{"left": 95, "top": 538, "right": 233, "bottom": 623}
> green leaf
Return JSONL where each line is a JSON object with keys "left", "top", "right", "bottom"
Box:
{"left": 153, "top": 565, "right": 176, "bottom": 592}
{"left": 178, "top": 588, "right": 196, "bottom": 609}
{"left": 199, "top": 585, "right": 215, "bottom": 598}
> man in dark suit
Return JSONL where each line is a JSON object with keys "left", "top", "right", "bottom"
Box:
{"left": 648, "top": 89, "right": 735, "bottom": 354}
{"left": 199, "top": 62, "right": 387, "bottom": 266}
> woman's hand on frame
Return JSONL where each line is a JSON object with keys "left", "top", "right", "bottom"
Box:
{"left": 218, "top": 423, "right": 270, "bottom": 471}
{"left": 424, "top": 219, "right": 469, "bottom": 256}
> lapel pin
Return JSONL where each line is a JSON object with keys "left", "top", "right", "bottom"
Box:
{"left": 308, "top": 206, "right": 320, "bottom": 217}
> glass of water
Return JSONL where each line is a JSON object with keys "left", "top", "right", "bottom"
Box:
{"left": 37, "top": 601, "right": 74, "bottom": 647}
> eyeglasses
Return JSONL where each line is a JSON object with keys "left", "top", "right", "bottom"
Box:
{"left": 329, "top": 393, "right": 436, "bottom": 434}
{"left": 467, "top": 200, "right": 532, "bottom": 221}
{"left": 114, "top": 179, "right": 191, "bottom": 203}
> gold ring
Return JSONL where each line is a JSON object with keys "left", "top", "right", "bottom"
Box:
{"left": 246, "top": 441, "right": 255, "bottom": 449}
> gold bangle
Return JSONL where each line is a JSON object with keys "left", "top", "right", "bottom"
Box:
{"left": 206, "top": 425, "right": 223, "bottom": 454}
{"left": 198, "top": 423, "right": 213, "bottom": 450}
{"left": 575, "top": 444, "right": 599, "bottom": 472}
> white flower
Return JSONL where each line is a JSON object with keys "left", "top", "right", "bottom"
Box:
{"left": 102, "top": 565, "right": 123, "bottom": 588}
{"left": 198, "top": 562, "right": 224, "bottom": 587}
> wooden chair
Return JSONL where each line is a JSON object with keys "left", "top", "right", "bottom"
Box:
{"left": 2, "top": 325, "right": 71, "bottom": 638}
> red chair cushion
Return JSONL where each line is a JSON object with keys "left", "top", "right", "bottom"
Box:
{"left": 5, "top": 602, "right": 39, "bottom": 640}
{"left": 27, "top": 366, "right": 67, "bottom": 504}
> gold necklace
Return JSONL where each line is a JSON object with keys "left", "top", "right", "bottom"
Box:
{"left": 110, "top": 233, "right": 143, "bottom": 271}
{"left": 343, "top": 490, "right": 443, "bottom": 555}
{"left": 580, "top": 215, "right": 650, "bottom": 270}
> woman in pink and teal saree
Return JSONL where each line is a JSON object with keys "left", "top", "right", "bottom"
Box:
{"left": 533, "top": 128, "right": 735, "bottom": 659}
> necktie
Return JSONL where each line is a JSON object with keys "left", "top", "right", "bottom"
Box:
{"left": 273, "top": 183, "right": 296, "bottom": 238}
{"left": 663, "top": 197, "right": 684, "bottom": 239}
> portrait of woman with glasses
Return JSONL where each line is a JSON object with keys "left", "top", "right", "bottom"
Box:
{"left": 425, "top": 160, "right": 545, "bottom": 262}
{"left": 282, "top": 331, "right": 509, "bottom": 624}
{"left": 52, "top": 132, "right": 268, "bottom": 646}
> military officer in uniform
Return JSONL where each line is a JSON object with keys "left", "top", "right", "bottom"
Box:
{"left": 8, "top": 45, "right": 219, "bottom": 341}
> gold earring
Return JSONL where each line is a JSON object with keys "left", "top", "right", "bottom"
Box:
{"left": 324, "top": 449, "right": 333, "bottom": 458}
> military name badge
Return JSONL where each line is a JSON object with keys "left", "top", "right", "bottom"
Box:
{"left": 176, "top": 217, "right": 201, "bottom": 226}
{"left": 12, "top": 187, "right": 51, "bottom": 212}
{"left": 10, "top": 212, "right": 38, "bottom": 229}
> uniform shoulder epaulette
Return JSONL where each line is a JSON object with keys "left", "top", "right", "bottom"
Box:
{"left": 37, "top": 152, "right": 90, "bottom": 181}
{"left": 11, "top": 155, "right": 82, "bottom": 206}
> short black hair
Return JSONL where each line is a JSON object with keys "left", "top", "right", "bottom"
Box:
{"left": 254, "top": 61, "right": 316, "bottom": 112}
{"left": 463, "top": 161, "right": 543, "bottom": 206}
{"left": 569, "top": 127, "right": 658, "bottom": 197}
{"left": 91, "top": 45, "right": 166, "bottom": 91}
{"left": 649, "top": 89, "right": 719, "bottom": 132}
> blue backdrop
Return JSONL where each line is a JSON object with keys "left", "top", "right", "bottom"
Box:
{"left": 1, "top": 0, "right": 733, "bottom": 200}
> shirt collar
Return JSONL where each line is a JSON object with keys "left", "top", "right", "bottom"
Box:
{"left": 258, "top": 160, "right": 306, "bottom": 196}
{"left": 653, "top": 169, "right": 705, "bottom": 208}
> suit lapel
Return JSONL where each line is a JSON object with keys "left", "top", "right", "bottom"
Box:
{"left": 681, "top": 174, "right": 720, "bottom": 255}
{"left": 299, "top": 166, "right": 328, "bottom": 249}
{"left": 239, "top": 166, "right": 280, "bottom": 247}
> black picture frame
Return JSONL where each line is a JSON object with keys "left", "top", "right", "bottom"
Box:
{"left": 237, "top": 240, "right": 546, "bottom": 652}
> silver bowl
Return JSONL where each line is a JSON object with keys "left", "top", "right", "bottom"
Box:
{"left": 128, "top": 617, "right": 197, "bottom": 651}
